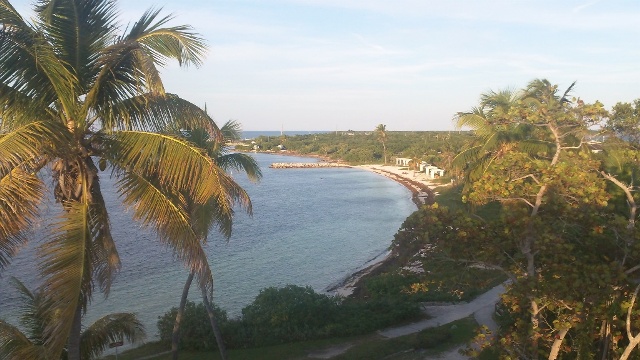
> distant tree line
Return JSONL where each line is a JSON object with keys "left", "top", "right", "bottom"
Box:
{"left": 237, "top": 130, "right": 473, "bottom": 171}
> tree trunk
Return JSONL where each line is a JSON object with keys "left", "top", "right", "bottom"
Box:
{"left": 67, "top": 303, "right": 83, "bottom": 360}
{"left": 548, "top": 327, "right": 569, "bottom": 360}
{"left": 620, "top": 338, "right": 640, "bottom": 360}
{"left": 172, "top": 272, "right": 195, "bottom": 360}
{"left": 201, "top": 287, "right": 228, "bottom": 360}
{"left": 382, "top": 142, "right": 387, "bottom": 165}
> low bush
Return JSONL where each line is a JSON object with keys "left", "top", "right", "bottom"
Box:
{"left": 157, "top": 301, "right": 228, "bottom": 351}
{"left": 157, "top": 285, "right": 421, "bottom": 350}
{"left": 241, "top": 285, "right": 340, "bottom": 346}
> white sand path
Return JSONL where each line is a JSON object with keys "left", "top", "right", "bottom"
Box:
{"left": 378, "top": 283, "right": 505, "bottom": 338}
{"left": 308, "top": 283, "right": 505, "bottom": 359}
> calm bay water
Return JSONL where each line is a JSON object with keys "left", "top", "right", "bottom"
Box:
{"left": 0, "top": 153, "right": 415, "bottom": 339}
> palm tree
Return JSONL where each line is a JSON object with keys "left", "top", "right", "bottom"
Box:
{"left": 170, "top": 120, "right": 261, "bottom": 360}
{"left": 453, "top": 88, "right": 547, "bottom": 185}
{"left": 375, "top": 124, "right": 387, "bottom": 164}
{"left": 0, "top": 278, "right": 145, "bottom": 360}
{"left": 0, "top": 1, "right": 233, "bottom": 358}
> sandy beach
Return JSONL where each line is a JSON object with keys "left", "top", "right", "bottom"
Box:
{"left": 357, "top": 164, "right": 440, "bottom": 207}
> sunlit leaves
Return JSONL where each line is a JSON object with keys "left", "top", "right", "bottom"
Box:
{"left": 0, "top": 169, "right": 44, "bottom": 269}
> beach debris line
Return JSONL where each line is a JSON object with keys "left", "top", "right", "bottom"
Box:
{"left": 270, "top": 162, "right": 352, "bottom": 169}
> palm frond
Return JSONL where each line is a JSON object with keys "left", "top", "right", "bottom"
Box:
{"left": 105, "top": 131, "right": 234, "bottom": 207}
{"left": 451, "top": 145, "right": 481, "bottom": 170}
{"left": 560, "top": 81, "right": 577, "bottom": 104}
{"left": 84, "top": 41, "right": 160, "bottom": 115}
{"left": 113, "top": 169, "right": 213, "bottom": 288}
{"left": 0, "top": 319, "right": 45, "bottom": 360}
{"left": 88, "top": 185, "right": 120, "bottom": 297}
{"left": 9, "top": 278, "right": 51, "bottom": 347}
{"left": 127, "top": 8, "right": 207, "bottom": 68}
{"left": 217, "top": 152, "right": 262, "bottom": 183}
{"left": 38, "top": 201, "right": 92, "bottom": 359}
{"left": 80, "top": 313, "right": 145, "bottom": 360}
{"left": 35, "top": 0, "right": 117, "bottom": 90}
{"left": 191, "top": 200, "right": 233, "bottom": 240}
{"left": 220, "top": 119, "right": 242, "bottom": 141}
{"left": 0, "top": 2, "right": 45, "bottom": 97}
{"left": 0, "top": 168, "right": 44, "bottom": 269}
{"left": 0, "top": 121, "right": 70, "bottom": 175}
{"left": 99, "top": 94, "right": 220, "bottom": 137}
{"left": 192, "top": 174, "right": 252, "bottom": 240}
{"left": 0, "top": 83, "right": 54, "bottom": 131}
{"left": 455, "top": 111, "right": 494, "bottom": 139}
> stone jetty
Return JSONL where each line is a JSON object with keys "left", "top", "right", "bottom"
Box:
{"left": 270, "top": 162, "right": 352, "bottom": 169}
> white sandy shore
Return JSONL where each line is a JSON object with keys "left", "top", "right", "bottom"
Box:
{"left": 357, "top": 164, "right": 439, "bottom": 189}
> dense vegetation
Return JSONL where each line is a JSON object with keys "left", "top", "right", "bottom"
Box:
{"left": 237, "top": 130, "right": 473, "bottom": 168}
{"left": 157, "top": 285, "right": 420, "bottom": 350}
{"left": 383, "top": 81, "right": 640, "bottom": 359}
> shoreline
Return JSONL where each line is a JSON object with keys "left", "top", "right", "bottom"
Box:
{"left": 324, "top": 165, "right": 441, "bottom": 297}
{"left": 326, "top": 250, "right": 392, "bottom": 297}
{"left": 250, "top": 150, "right": 442, "bottom": 297}
{"left": 356, "top": 165, "right": 438, "bottom": 207}
{"left": 256, "top": 150, "right": 440, "bottom": 207}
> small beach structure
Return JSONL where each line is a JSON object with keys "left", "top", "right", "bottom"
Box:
{"left": 424, "top": 164, "right": 445, "bottom": 179}
{"left": 395, "top": 157, "right": 412, "bottom": 166}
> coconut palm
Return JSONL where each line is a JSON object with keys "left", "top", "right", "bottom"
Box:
{"left": 170, "top": 119, "right": 261, "bottom": 360}
{"left": 452, "top": 88, "right": 551, "bottom": 186}
{"left": 0, "top": 1, "right": 233, "bottom": 358}
{"left": 375, "top": 124, "right": 387, "bottom": 164}
{"left": 0, "top": 278, "right": 145, "bottom": 360}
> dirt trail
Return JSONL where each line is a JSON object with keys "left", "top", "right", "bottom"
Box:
{"left": 378, "top": 283, "right": 505, "bottom": 338}
{"left": 308, "top": 283, "right": 505, "bottom": 359}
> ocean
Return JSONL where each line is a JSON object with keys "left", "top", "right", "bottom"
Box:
{"left": 0, "top": 153, "right": 415, "bottom": 339}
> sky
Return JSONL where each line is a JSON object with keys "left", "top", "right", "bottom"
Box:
{"left": 10, "top": 0, "right": 640, "bottom": 131}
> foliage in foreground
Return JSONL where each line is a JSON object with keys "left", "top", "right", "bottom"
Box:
{"left": 0, "top": 0, "right": 234, "bottom": 358}
{"left": 398, "top": 80, "right": 640, "bottom": 359}
{"left": 112, "top": 317, "right": 478, "bottom": 360}
{"left": 0, "top": 279, "right": 145, "bottom": 360}
{"left": 157, "top": 285, "right": 420, "bottom": 350}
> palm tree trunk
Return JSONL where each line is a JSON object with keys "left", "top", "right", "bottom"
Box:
{"left": 201, "top": 286, "right": 228, "bottom": 360}
{"left": 172, "top": 272, "right": 195, "bottom": 360}
{"left": 382, "top": 142, "right": 387, "bottom": 165}
{"left": 67, "top": 303, "right": 83, "bottom": 360}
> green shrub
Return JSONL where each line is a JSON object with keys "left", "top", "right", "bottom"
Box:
{"left": 364, "top": 273, "right": 419, "bottom": 298}
{"left": 157, "top": 301, "right": 228, "bottom": 351}
{"left": 338, "top": 296, "right": 421, "bottom": 335}
{"left": 157, "top": 285, "right": 422, "bottom": 350}
{"left": 241, "top": 285, "right": 340, "bottom": 346}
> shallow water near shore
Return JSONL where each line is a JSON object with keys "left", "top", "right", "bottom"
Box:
{"left": 0, "top": 153, "right": 415, "bottom": 339}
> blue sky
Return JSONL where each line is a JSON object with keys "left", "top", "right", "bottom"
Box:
{"left": 12, "top": 0, "right": 640, "bottom": 131}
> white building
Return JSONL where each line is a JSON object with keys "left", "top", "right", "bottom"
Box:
{"left": 424, "top": 165, "right": 445, "bottom": 179}
{"left": 395, "top": 157, "right": 412, "bottom": 166}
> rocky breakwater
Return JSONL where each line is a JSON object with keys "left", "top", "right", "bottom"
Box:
{"left": 270, "top": 162, "right": 352, "bottom": 169}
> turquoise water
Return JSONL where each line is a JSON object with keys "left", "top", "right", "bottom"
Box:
{"left": 0, "top": 153, "right": 415, "bottom": 338}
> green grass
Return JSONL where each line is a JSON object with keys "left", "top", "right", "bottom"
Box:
{"left": 102, "top": 318, "right": 479, "bottom": 360}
